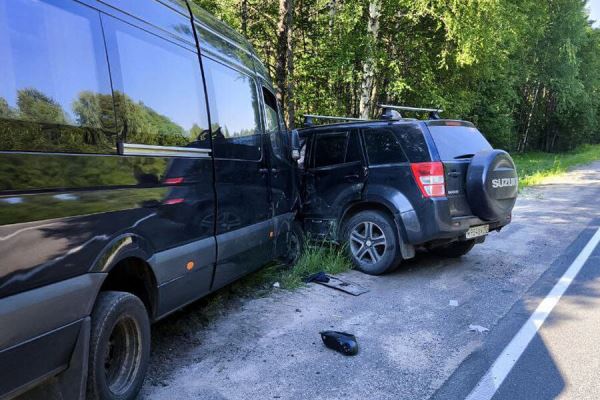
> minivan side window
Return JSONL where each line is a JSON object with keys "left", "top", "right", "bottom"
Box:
{"left": 363, "top": 127, "right": 408, "bottom": 165}
{"left": 263, "top": 87, "right": 288, "bottom": 162}
{"left": 203, "top": 57, "right": 262, "bottom": 161}
{"left": 262, "top": 88, "right": 280, "bottom": 133}
{"left": 103, "top": 16, "right": 211, "bottom": 148}
{"left": 0, "top": 0, "right": 115, "bottom": 153}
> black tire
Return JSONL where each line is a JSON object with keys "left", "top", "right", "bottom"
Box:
{"left": 87, "top": 291, "right": 150, "bottom": 400}
{"left": 341, "top": 210, "right": 401, "bottom": 275}
{"left": 429, "top": 240, "right": 476, "bottom": 258}
{"left": 279, "top": 221, "right": 305, "bottom": 267}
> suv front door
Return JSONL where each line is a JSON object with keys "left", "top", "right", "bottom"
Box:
{"left": 303, "top": 129, "right": 366, "bottom": 237}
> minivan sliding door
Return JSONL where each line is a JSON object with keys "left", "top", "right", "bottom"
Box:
{"left": 101, "top": 13, "right": 216, "bottom": 317}
{"left": 201, "top": 56, "right": 273, "bottom": 289}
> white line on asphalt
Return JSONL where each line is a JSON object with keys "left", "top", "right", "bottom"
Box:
{"left": 465, "top": 227, "right": 600, "bottom": 400}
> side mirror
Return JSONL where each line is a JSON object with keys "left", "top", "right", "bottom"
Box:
{"left": 290, "top": 129, "right": 301, "bottom": 161}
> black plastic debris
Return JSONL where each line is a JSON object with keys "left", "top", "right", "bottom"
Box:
{"left": 307, "top": 272, "right": 369, "bottom": 296}
{"left": 320, "top": 331, "right": 359, "bottom": 356}
{"left": 305, "top": 271, "right": 330, "bottom": 283}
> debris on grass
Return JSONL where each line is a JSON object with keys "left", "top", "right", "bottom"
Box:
{"left": 449, "top": 300, "right": 459, "bottom": 307}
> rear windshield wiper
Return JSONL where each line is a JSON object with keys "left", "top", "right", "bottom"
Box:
{"left": 454, "top": 153, "right": 474, "bottom": 159}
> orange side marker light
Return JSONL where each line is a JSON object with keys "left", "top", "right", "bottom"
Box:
{"left": 186, "top": 261, "right": 195, "bottom": 271}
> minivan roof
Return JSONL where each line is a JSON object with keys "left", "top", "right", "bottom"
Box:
{"left": 159, "top": 0, "right": 269, "bottom": 80}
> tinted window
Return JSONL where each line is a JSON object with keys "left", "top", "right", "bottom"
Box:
{"left": 394, "top": 124, "right": 431, "bottom": 162}
{"left": 0, "top": 0, "right": 115, "bottom": 153}
{"left": 203, "top": 57, "right": 262, "bottom": 160}
{"left": 103, "top": 16, "right": 210, "bottom": 148}
{"left": 263, "top": 88, "right": 279, "bottom": 133}
{"left": 346, "top": 131, "right": 363, "bottom": 163}
{"left": 263, "top": 87, "right": 288, "bottom": 162}
{"left": 364, "top": 128, "right": 408, "bottom": 164}
{"left": 428, "top": 125, "right": 492, "bottom": 160}
{"left": 313, "top": 132, "right": 349, "bottom": 168}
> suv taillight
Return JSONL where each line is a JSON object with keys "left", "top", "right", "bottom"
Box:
{"left": 410, "top": 162, "right": 446, "bottom": 198}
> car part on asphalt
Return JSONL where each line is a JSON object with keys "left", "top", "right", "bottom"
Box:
{"left": 468, "top": 325, "right": 490, "bottom": 334}
{"left": 320, "top": 331, "right": 359, "bottom": 356}
{"left": 305, "top": 271, "right": 331, "bottom": 283}
{"left": 313, "top": 275, "right": 369, "bottom": 296}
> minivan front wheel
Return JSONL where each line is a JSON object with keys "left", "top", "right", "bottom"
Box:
{"left": 342, "top": 210, "right": 401, "bottom": 275}
{"left": 88, "top": 291, "right": 150, "bottom": 400}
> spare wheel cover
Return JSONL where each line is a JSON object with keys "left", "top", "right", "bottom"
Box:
{"left": 466, "top": 150, "right": 518, "bottom": 221}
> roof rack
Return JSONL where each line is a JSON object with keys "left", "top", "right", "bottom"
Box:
{"left": 378, "top": 104, "right": 443, "bottom": 120}
{"left": 303, "top": 114, "right": 366, "bottom": 127}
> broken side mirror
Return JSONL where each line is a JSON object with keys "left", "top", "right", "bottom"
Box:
{"left": 290, "top": 129, "right": 301, "bottom": 161}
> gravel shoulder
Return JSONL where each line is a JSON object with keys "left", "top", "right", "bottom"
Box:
{"left": 141, "top": 161, "right": 600, "bottom": 400}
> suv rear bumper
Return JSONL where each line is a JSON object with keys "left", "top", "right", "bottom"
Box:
{"left": 404, "top": 197, "right": 511, "bottom": 245}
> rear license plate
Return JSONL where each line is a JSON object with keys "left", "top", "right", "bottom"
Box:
{"left": 465, "top": 225, "right": 489, "bottom": 239}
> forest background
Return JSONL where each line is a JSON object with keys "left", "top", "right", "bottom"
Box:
{"left": 195, "top": 0, "right": 600, "bottom": 153}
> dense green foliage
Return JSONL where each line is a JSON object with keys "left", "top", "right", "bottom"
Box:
{"left": 195, "top": 0, "right": 600, "bottom": 152}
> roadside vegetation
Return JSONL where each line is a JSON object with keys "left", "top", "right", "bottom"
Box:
{"left": 514, "top": 144, "right": 600, "bottom": 187}
{"left": 195, "top": 0, "right": 600, "bottom": 154}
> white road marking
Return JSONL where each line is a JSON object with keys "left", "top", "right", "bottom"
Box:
{"left": 466, "top": 227, "right": 600, "bottom": 400}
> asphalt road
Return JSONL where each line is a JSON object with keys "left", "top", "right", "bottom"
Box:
{"left": 141, "top": 161, "right": 600, "bottom": 400}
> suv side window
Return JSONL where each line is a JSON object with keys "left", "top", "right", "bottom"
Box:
{"left": 203, "top": 57, "right": 262, "bottom": 160}
{"left": 0, "top": 0, "right": 114, "bottom": 153}
{"left": 103, "top": 16, "right": 210, "bottom": 148}
{"left": 394, "top": 124, "right": 431, "bottom": 162}
{"left": 363, "top": 127, "right": 408, "bottom": 164}
{"left": 312, "top": 131, "right": 361, "bottom": 168}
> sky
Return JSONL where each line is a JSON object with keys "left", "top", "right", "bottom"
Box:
{"left": 589, "top": 0, "right": 600, "bottom": 27}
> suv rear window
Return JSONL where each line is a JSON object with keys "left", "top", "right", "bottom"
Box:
{"left": 427, "top": 125, "right": 492, "bottom": 160}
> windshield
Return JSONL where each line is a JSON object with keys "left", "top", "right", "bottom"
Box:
{"left": 428, "top": 125, "right": 492, "bottom": 160}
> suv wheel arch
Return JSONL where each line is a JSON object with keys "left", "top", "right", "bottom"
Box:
{"left": 340, "top": 200, "right": 416, "bottom": 260}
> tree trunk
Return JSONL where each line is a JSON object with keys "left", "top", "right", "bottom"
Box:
{"left": 518, "top": 82, "right": 540, "bottom": 153}
{"left": 240, "top": 0, "right": 248, "bottom": 37}
{"left": 286, "top": 8, "right": 295, "bottom": 129}
{"left": 275, "top": 0, "right": 294, "bottom": 109}
{"left": 359, "top": 0, "right": 381, "bottom": 120}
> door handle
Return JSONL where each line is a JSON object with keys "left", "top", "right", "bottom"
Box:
{"left": 344, "top": 174, "right": 361, "bottom": 181}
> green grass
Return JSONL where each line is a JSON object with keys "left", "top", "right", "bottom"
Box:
{"left": 160, "top": 241, "right": 351, "bottom": 326}
{"left": 227, "top": 239, "right": 351, "bottom": 293}
{"left": 512, "top": 144, "right": 600, "bottom": 187}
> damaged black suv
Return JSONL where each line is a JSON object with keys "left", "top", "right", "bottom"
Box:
{"left": 297, "top": 105, "right": 518, "bottom": 275}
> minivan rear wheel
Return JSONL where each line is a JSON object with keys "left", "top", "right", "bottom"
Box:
{"left": 87, "top": 291, "right": 150, "bottom": 400}
{"left": 342, "top": 210, "right": 401, "bottom": 275}
{"left": 429, "top": 239, "right": 476, "bottom": 258}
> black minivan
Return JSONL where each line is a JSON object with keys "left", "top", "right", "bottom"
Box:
{"left": 0, "top": 1, "right": 300, "bottom": 399}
